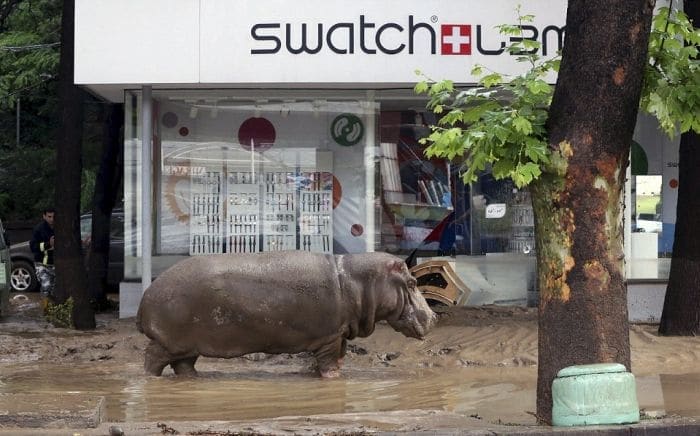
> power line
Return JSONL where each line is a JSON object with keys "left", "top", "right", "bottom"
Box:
{"left": 1, "top": 75, "right": 53, "bottom": 98}
{"left": 0, "top": 42, "right": 59, "bottom": 52}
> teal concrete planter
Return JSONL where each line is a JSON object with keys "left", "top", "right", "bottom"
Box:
{"left": 552, "top": 363, "right": 640, "bottom": 426}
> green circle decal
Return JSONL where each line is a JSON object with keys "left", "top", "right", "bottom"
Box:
{"left": 331, "top": 114, "right": 364, "bottom": 146}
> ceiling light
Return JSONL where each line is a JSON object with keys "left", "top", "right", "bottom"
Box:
{"left": 206, "top": 99, "right": 219, "bottom": 118}
{"left": 312, "top": 99, "right": 326, "bottom": 118}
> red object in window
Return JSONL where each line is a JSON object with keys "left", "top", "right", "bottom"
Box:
{"left": 332, "top": 175, "right": 342, "bottom": 209}
{"left": 423, "top": 211, "right": 455, "bottom": 242}
{"left": 238, "top": 117, "right": 276, "bottom": 151}
{"left": 351, "top": 224, "right": 364, "bottom": 236}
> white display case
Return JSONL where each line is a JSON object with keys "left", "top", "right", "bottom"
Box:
{"left": 189, "top": 151, "right": 333, "bottom": 255}
{"left": 189, "top": 170, "right": 224, "bottom": 255}
{"left": 299, "top": 171, "right": 333, "bottom": 254}
{"left": 227, "top": 171, "right": 261, "bottom": 253}
{"left": 263, "top": 171, "right": 297, "bottom": 252}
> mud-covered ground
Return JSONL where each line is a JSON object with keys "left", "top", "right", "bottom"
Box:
{"left": 1, "top": 294, "right": 699, "bottom": 435}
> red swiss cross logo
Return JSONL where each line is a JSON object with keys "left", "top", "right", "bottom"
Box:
{"left": 441, "top": 24, "right": 471, "bottom": 55}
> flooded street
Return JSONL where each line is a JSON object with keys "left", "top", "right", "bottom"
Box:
{"left": 0, "top": 362, "right": 539, "bottom": 424}
{"left": 1, "top": 296, "right": 699, "bottom": 431}
{"left": 1, "top": 360, "right": 699, "bottom": 425}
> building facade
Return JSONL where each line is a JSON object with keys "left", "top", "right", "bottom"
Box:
{"left": 74, "top": 0, "right": 678, "bottom": 318}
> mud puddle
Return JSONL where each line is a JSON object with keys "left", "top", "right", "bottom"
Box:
{"left": 2, "top": 295, "right": 699, "bottom": 426}
{"left": 0, "top": 362, "right": 538, "bottom": 424}
{"left": 1, "top": 361, "right": 698, "bottom": 425}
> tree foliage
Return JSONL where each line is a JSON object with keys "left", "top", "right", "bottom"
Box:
{"left": 0, "top": 0, "right": 60, "bottom": 112}
{"left": 415, "top": 4, "right": 700, "bottom": 188}
{"left": 0, "top": 0, "right": 61, "bottom": 220}
{"left": 416, "top": 12, "right": 557, "bottom": 188}
{"left": 0, "top": 0, "right": 106, "bottom": 221}
{"left": 642, "top": 6, "right": 700, "bottom": 136}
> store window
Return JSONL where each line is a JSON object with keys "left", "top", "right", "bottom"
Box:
{"left": 628, "top": 116, "right": 679, "bottom": 280}
{"left": 123, "top": 91, "right": 141, "bottom": 281}
{"left": 123, "top": 89, "right": 539, "bottom": 306}
{"left": 377, "top": 107, "right": 537, "bottom": 307}
{"left": 630, "top": 175, "right": 669, "bottom": 279}
{"left": 125, "top": 90, "right": 383, "bottom": 277}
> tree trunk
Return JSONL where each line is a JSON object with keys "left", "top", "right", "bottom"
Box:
{"left": 55, "top": 0, "right": 94, "bottom": 329}
{"left": 657, "top": 0, "right": 700, "bottom": 336}
{"left": 533, "top": 0, "right": 654, "bottom": 423}
{"left": 659, "top": 128, "right": 700, "bottom": 335}
{"left": 87, "top": 103, "right": 123, "bottom": 307}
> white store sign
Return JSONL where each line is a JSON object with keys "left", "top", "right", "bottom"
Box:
{"left": 75, "top": 0, "right": 566, "bottom": 87}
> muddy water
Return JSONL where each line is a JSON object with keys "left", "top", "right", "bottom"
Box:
{"left": 0, "top": 362, "right": 539, "bottom": 424}
{"left": 1, "top": 361, "right": 698, "bottom": 424}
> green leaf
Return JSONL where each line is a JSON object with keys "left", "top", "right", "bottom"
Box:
{"left": 526, "top": 79, "right": 551, "bottom": 95}
{"left": 492, "top": 159, "right": 516, "bottom": 179}
{"left": 521, "top": 39, "right": 541, "bottom": 51}
{"left": 481, "top": 73, "right": 503, "bottom": 88}
{"left": 496, "top": 24, "right": 523, "bottom": 36}
{"left": 512, "top": 116, "right": 533, "bottom": 135}
{"left": 414, "top": 81, "right": 429, "bottom": 94}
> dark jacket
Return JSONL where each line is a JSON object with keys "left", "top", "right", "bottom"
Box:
{"left": 30, "top": 220, "right": 54, "bottom": 265}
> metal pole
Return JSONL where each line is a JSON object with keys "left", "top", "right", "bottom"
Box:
{"left": 141, "top": 85, "right": 153, "bottom": 292}
{"left": 16, "top": 98, "right": 20, "bottom": 147}
{"left": 364, "top": 91, "right": 376, "bottom": 252}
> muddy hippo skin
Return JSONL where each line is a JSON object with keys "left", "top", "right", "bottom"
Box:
{"left": 136, "top": 251, "right": 436, "bottom": 377}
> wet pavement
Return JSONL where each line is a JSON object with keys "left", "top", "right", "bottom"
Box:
{"left": 0, "top": 362, "right": 537, "bottom": 424}
{"left": 0, "top": 361, "right": 699, "bottom": 426}
{"left": 1, "top": 294, "right": 699, "bottom": 434}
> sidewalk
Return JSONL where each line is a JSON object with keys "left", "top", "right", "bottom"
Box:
{"left": 0, "top": 406, "right": 699, "bottom": 435}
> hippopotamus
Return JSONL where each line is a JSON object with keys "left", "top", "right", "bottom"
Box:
{"left": 136, "top": 251, "right": 436, "bottom": 377}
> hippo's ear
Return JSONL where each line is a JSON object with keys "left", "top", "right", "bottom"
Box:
{"left": 386, "top": 260, "right": 405, "bottom": 275}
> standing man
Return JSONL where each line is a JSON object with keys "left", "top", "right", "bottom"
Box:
{"left": 30, "top": 207, "right": 55, "bottom": 299}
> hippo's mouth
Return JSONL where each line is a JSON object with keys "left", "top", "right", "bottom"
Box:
{"left": 388, "top": 285, "right": 437, "bottom": 339}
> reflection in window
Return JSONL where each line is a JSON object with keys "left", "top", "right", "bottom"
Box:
{"left": 377, "top": 111, "right": 535, "bottom": 259}
{"left": 630, "top": 174, "right": 669, "bottom": 279}
{"left": 378, "top": 111, "right": 454, "bottom": 257}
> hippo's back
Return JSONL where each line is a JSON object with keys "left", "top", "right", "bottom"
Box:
{"left": 136, "top": 251, "right": 344, "bottom": 356}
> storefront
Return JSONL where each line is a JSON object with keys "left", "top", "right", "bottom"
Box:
{"left": 75, "top": 0, "right": 678, "bottom": 318}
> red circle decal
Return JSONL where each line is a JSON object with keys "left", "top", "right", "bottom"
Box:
{"left": 178, "top": 127, "right": 189, "bottom": 137}
{"left": 332, "top": 175, "right": 342, "bottom": 209}
{"left": 669, "top": 179, "right": 679, "bottom": 189}
{"left": 351, "top": 224, "right": 364, "bottom": 237}
{"left": 238, "top": 117, "right": 276, "bottom": 152}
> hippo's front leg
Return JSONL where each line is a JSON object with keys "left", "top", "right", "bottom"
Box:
{"left": 171, "top": 356, "right": 199, "bottom": 376}
{"left": 314, "top": 337, "right": 346, "bottom": 378}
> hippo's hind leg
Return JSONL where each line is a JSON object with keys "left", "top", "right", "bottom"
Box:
{"left": 145, "top": 340, "right": 199, "bottom": 376}
{"left": 314, "top": 338, "right": 345, "bottom": 378}
{"left": 144, "top": 340, "right": 173, "bottom": 376}
{"left": 171, "top": 356, "right": 199, "bottom": 376}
